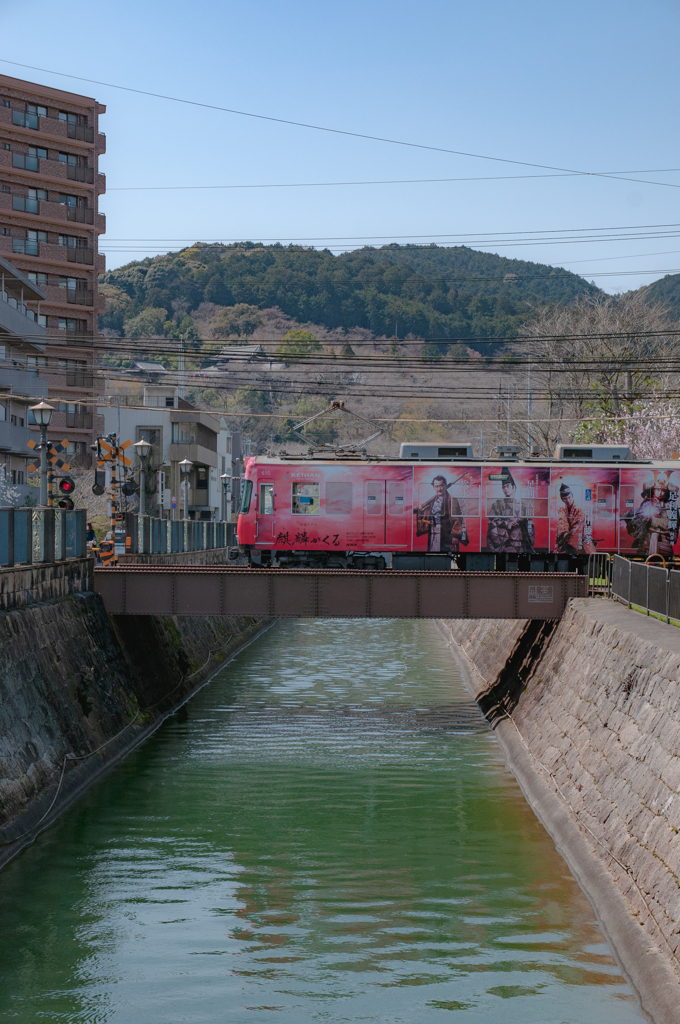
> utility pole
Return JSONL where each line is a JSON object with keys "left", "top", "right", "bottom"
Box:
{"left": 178, "top": 334, "right": 185, "bottom": 399}
{"left": 506, "top": 386, "right": 512, "bottom": 445}
{"left": 527, "top": 361, "right": 533, "bottom": 450}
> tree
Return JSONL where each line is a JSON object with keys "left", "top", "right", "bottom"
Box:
{"left": 276, "top": 329, "right": 322, "bottom": 361}
{"left": 0, "top": 465, "right": 21, "bottom": 506}
{"left": 123, "top": 306, "right": 168, "bottom": 338}
{"left": 210, "top": 304, "right": 263, "bottom": 340}
{"left": 574, "top": 400, "right": 680, "bottom": 460}
{"left": 517, "top": 292, "right": 680, "bottom": 452}
{"left": 234, "top": 385, "right": 269, "bottom": 413}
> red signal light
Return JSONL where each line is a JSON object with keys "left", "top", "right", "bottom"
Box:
{"left": 59, "top": 475, "right": 76, "bottom": 494}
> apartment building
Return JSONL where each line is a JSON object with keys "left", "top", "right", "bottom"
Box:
{"left": 99, "top": 387, "right": 240, "bottom": 531}
{"left": 0, "top": 73, "right": 105, "bottom": 466}
{"left": 0, "top": 255, "right": 49, "bottom": 503}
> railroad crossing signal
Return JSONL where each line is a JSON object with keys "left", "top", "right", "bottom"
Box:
{"left": 26, "top": 437, "right": 71, "bottom": 474}
{"left": 96, "top": 438, "right": 132, "bottom": 468}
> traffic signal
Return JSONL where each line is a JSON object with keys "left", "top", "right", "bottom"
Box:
{"left": 121, "top": 477, "right": 137, "bottom": 496}
{"left": 58, "top": 475, "right": 76, "bottom": 510}
{"left": 92, "top": 469, "right": 105, "bottom": 496}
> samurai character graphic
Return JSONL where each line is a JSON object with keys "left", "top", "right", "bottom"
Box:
{"left": 486, "top": 469, "right": 535, "bottom": 553}
{"left": 415, "top": 473, "right": 469, "bottom": 553}
{"left": 555, "top": 483, "right": 595, "bottom": 555}
{"left": 626, "top": 471, "right": 679, "bottom": 558}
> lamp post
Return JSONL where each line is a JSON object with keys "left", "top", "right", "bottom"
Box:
{"left": 220, "top": 472, "right": 230, "bottom": 522}
{"left": 30, "top": 401, "right": 54, "bottom": 506}
{"left": 133, "top": 439, "right": 152, "bottom": 516}
{"left": 179, "top": 458, "right": 193, "bottom": 520}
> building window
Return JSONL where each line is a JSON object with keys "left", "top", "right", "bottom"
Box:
{"left": 27, "top": 104, "right": 47, "bottom": 117}
{"left": 27, "top": 272, "right": 49, "bottom": 287}
{"left": 1, "top": 227, "right": 9, "bottom": 236}
{"left": 58, "top": 317, "right": 87, "bottom": 331}
{"left": 27, "top": 355, "right": 47, "bottom": 371}
{"left": 28, "top": 188, "right": 47, "bottom": 201}
{"left": 59, "top": 276, "right": 80, "bottom": 291}
{"left": 58, "top": 234, "right": 84, "bottom": 248}
{"left": 2, "top": 100, "right": 9, "bottom": 108}
{"left": 3, "top": 144, "right": 10, "bottom": 151}
{"left": 10, "top": 414, "right": 25, "bottom": 427}
{"left": 28, "top": 147, "right": 47, "bottom": 160}
{"left": 196, "top": 467, "right": 209, "bottom": 490}
{"left": 28, "top": 230, "right": 48, "bottom": 242}
{"left": 1, "top": 185, "right": 9, "bottom": 193}
{"left": 58, "top": 193, "right": 82, "bottom": 208}
{"left": 58, "top": 111, "right": 78, "bottom": 124}
{"left": 165, "top": 396, "right": 174, "bottom": 407}
{"left": 58, "top": 152, "right": 78, "bottom": 166}
{"left": 172, "top": 423, "right": 196, "bottom": 444}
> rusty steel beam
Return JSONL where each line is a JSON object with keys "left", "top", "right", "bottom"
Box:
{"left": 93, "top": 567, "right": 586, "bottom": 619}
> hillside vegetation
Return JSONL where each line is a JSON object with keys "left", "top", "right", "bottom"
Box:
{"left": 99, "top": 242, "right": 601, "bottom": 346}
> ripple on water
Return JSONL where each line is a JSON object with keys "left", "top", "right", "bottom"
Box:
{"left": 0, "top": 619, "right": 643, "bottom": 1024}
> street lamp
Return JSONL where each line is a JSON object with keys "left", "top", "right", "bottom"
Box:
{"left": 30, "top": 401, "right": 54, "bottom": 506}
{"left": 179, "top": 458, "right": 193, "bottom": 520}
{"left": 133, "top": 439, "right": 152, "bottom": 515}
{"left": 220, "top": 472, "right": 230, "bottom": 522}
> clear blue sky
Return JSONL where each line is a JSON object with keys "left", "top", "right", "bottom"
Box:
{"left": 3, "top": 0, "right": 680, "bottom": 291}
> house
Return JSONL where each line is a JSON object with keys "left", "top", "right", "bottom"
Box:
{"left": 98, "top": 385, "right": 240, "bottom": 531}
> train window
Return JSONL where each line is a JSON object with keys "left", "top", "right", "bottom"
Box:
{"left": 259, "top": 483, "right": 274, "bottom": 514}
{"left": 387, "top": 481, "right": 405, "bottom": 515}
{"left": 326, "top": 481, "right": 353, "bottom": 515}
{"left": 239, "top": 479, "right": 253, "bottom": 514}
{"left": 365, "top": 481, "right": 384, "bottom": 515}
{"left": 596, "top": 484, "right": 614, "bottom": 517}
{"left": 292, "top": 482, "right": 320, "bottom": 514}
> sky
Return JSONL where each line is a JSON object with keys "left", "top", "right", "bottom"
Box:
{"left": 3, "top": 0, "right": 680, "bottom": 292}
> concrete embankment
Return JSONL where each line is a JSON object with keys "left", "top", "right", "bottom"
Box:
{"left": 438, "top": 599, "right": 680, "bottom": 1024}
{"left": 0, "top": 570, "right": 268, "bottom": 868}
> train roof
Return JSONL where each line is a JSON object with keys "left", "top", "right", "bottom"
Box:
{"left": 246, "top": 453, "right": 679, "bottom": 468}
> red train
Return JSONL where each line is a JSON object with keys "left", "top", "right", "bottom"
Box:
{"left": 237, "top": 442, "right": 680, "bottom": 571}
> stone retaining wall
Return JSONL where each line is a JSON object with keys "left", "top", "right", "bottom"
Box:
{"left": 440, "top": 599, "right": 680, "bottom": 1021}
{"left": 0, "top": 589, "right": 268, "bottom": 866}
{"left": 0, "top": 557, "right": 93, "bottom": 610}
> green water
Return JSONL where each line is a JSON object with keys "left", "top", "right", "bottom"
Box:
{"left": 0, "top": 619, "right": 642, "bottom": 1023}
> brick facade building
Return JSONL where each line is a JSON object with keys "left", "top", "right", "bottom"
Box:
{"left": 0, "top": 73, "right": 105, "bottom": 466}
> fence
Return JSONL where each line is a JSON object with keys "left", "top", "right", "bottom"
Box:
{"left": 123, "top": 513, "right": 230, "bottom": 556}
{"left": 610, "top": 553, "right": 680, "bottom": 622}
{"left": 0, "top": 507, "right": 87, "bottom": 566}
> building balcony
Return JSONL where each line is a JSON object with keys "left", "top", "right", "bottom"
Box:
{"left": 66, "top": 246, "right": 94, "bottom": 265}
{"left": 66, "top": 288, "right": 94, "bottom": 306}
{"left": 0, "top": 361, "right": 48, "bottom": 399}
{"left": 66, "top": 206, "right": 94, "bottom": 225}
{"left": 67, "top": 123, "right": 95, "bottom": 144}
{"left": 0, "top": 299, "right": 46, "bottom": 348}
{"left": 67, "top": 165, "right": 94, "bottom": 184}
{"left": 0, "top": 418, "right": 34, "bottom": 456}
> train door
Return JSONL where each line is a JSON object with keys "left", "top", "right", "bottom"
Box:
{"left": 256, "top": 481, "right": 276, "bottom": 543}
{"left": 363, "top": 480, "right": 386, "bottom": 545}
{"left": 385, "top": 478, "right": 409, "bottom": 548}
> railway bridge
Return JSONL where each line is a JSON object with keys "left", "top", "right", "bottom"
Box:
{"left": 94, "top": 566, "right": 586, "bottom": 619}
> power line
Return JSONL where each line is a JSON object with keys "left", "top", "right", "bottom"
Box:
{"left": 0, "top": 57, "right": 677, "bottom": 194}
{"left": 105, "top": 168, "right": 680, "bottom": 192}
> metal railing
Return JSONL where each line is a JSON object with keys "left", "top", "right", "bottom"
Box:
{"left": 610, "top": 553, "right": 680, "bottom": 623}
{"left": 123, "top": 513, "right": 230, "bottom": 556}
{"left": 0, "top": 507, "right": 87, "bottom": 566}
{"left": 587, "top": 552, "right": 612, "bottom": 597}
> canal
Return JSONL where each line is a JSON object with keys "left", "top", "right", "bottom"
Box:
{"left": 0, "top": 619, "right": 643, "bottom": 1022}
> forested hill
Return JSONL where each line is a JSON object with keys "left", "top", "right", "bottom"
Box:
{"left": 99, "top": 242, "right": 601, "bottom": 342}
{"left": 640, "top": 273, "right": 680, "bottom": 318}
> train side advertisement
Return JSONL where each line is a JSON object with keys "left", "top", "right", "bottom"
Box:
{"left": 252, "top": 463, "right": 680, "bottom": 556}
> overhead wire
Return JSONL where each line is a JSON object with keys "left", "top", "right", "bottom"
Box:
{"left": 1, "top": 57, "right": 677, "bottom": 195}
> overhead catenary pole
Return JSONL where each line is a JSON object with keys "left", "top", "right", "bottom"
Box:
{"left": 527, "top": 361, "right": 533, "bottom": 450}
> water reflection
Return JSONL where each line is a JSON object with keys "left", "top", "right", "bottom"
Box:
{"left": 0, "top": 619, "right": 642, "bottom": 1022}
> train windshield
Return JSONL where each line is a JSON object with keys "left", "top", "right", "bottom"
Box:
{"left": 239, "top": 479, "right": 253, "bottom": 515}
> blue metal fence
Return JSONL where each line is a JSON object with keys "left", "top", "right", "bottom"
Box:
{"left": 0, "top": 507, "right": 87, "bottom": 566}
{"left": 123, "top": 513, "right": 230, "bottom": 556}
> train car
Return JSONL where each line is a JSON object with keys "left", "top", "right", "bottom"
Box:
{"left": 237, "top": 441, "right": 680, "bottom": 571}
